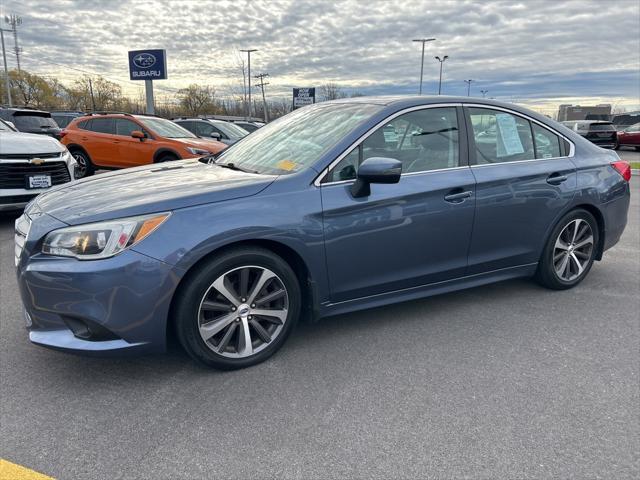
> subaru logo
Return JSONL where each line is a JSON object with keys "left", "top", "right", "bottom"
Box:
{"left": 133, "top": 53, "right": 156, "bottom": 68}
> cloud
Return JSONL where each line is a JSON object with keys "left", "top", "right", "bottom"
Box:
{"left": 0, "top": 0, "right": 638, "bottom": 110}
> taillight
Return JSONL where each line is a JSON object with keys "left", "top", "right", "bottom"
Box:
{"left": 59, "top": 130, "right": 67, "bottom": 139}
{"left": 611, "top": 161, "right": 631, "bottom": 182}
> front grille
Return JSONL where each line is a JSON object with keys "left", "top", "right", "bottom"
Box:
{"left": 14, "top": 213, "right": 31, "bottom": 267}
{"left": 0, "top": 161, "right": 71, "bottom": 188}
{"left": 1, "top": 194, "right": 38, "bottom": 205}
{"left": 0, "top": 152, "right": 61, "bottom": 160}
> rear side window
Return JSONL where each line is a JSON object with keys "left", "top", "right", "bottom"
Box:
{"left": 532, "top": 124, "right": 561, "bottom": 159}
{"left": 89, "top": 118, "right": 115, "bottom": 134}
{"left": 468, "top": 108, "right": 534, "bottom": 164}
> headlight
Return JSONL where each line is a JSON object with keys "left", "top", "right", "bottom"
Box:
{"left": 42, "top": 213, "right": 170, "bottom": 260}
{"left": 186, "top": 147, "right": 210, "bottom": 156}
{"left": 61, "top": 149, "right": 79, "bottom": 179}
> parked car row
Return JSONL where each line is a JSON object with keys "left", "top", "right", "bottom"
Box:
{"left": 562, "top": 120, "right": 640, "bottom": 150}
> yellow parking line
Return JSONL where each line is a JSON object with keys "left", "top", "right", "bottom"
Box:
{"left": 0, "top": 459, "right": 54, "bottom": 480}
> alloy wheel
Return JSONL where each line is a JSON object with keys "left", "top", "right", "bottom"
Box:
{"left": 553, "top": 219, "right": 594, "bottom": 282}
{"left": 73, "top": 153, "right": 87, "bottom": 178}
{"left": 197, "top": 266, "right": 289, "bottom": 358}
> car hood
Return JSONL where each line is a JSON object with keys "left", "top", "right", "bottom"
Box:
{"left": 172, "top": 137, "right": 227, "bottom": 150}
{"left": 0, "top": 131, "right": 64, "bottom": 154}
{"left": 35, "top": 159, "right": 276, "bottom": 225}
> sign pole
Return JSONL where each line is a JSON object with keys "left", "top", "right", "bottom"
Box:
{"left": 145, "top": 79, "right": 155, "bottom": 114}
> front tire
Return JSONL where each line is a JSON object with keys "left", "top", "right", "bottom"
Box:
{"left": 174, "top": 247, "right": 301, "bottom": 370}
{"left": 536, "top": 209, "right": 599, "bottom": 290}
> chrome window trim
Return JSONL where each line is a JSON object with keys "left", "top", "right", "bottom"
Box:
{"left": 320, "top": 165, "right": 471, "bottom": 188}
{"left": 314, "top": 103, "right": 462, "bottom": 186}
{"left": 463, "top": 103, "right": 576, "bottom": 160}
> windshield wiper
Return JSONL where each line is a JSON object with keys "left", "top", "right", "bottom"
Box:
{"left": 213, "top": 161, "right": 260, "bottom": 174}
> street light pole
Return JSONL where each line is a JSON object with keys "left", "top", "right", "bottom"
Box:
{"left": 464, "top": 79, "right": 474, "bottom": 96}
{"left": 0, "top": 27, "right": 11, "bottom": 106}
{"left": 412, "top": 38, "right": 435, "bottom": 95}
{"left": 480, "top": 89, "right": 488, "bottom": 98}
{"left": 240, "top": 48, "right": 257, "bottom": 119}
{"left": 435, "top": 55, "right": 448, "bottom": 95}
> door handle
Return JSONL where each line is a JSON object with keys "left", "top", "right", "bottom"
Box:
{"left": 444, "top": 190, "right": 473, "bottom": 203}
{"left": 547, "top": 173, "right": 568, "bottom": 185}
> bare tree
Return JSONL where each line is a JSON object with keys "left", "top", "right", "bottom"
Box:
{"left": 319, "top": 82, "right": 345, "bottom": 102}
{"left": 177, "top": 84, "right": 217, "bottom": 116}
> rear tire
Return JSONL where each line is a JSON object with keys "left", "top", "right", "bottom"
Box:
{"left": 71, "top": 150, "right": 94, "bottom": 178}
{"left": 535, "top": 209, "right": 599, "bottom": 290}
{"left": 174, "top": 247, "right": 301, "bottom": 370}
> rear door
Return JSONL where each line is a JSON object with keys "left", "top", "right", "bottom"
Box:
{"left": 320, "top": 105, "right": 476, "bottom": 302}
{"left": 82, "top": 117, "right": 116, "bottom": 166}
{"left": 464, "top": 105, "right": 576, "bottom": 274}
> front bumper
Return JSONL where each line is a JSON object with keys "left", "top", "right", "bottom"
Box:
{"left": 16, "top": 244, "right": 180, "bottom": 356}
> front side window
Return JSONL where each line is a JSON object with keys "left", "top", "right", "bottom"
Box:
{"left": 115, "top": 119, "right": 141, "bottom": 136}
{"left": 324, "top": 107, "right": 460, "bottom": 182}
{"left": 196, "top": 122, "right": 225, "bottom": 139}
{"left": 214, "top": 103, "right": 382, "bottom": 175}
{"left": 468, "top": 108, "right": 534, "bottom": 164}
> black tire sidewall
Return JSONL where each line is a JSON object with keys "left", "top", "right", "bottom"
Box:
{"left": 174, "top": 247, "right": 301, "bottom": 370}
{"left": 537, "top": 209, "right": 599, "bottom": 290}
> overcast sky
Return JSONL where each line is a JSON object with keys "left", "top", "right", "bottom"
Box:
{"left": 1, "top": 0, "right": 639, "bottom": 113}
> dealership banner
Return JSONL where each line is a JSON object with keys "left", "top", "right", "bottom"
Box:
{"left": 293, "top": 88, "right": 315, "bottom": 109}
{"left": 128, "top": 49, "right": 168, "bottom": 80}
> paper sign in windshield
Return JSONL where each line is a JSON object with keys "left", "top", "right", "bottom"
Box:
{"left": 496, "top": 113, "right": 524, "bottom": 157}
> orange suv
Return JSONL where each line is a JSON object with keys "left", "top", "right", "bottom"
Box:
{"left": 61, "top": 113, "right": 227, "bottom": 177}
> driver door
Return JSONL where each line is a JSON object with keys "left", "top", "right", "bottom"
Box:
{"left": 320, "top": 106, "right": 476, "bottom": 303}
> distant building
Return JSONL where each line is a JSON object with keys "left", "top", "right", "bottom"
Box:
{"left": 557, "top": 104, "right": 612, "bottom": 122}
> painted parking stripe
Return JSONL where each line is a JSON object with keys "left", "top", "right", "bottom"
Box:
{"left": 0, "top": 459, "right": 54, "bottom": 480}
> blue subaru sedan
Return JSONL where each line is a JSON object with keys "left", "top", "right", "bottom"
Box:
{"left": 15, "top": 96, "right": 631, "bottom": 369}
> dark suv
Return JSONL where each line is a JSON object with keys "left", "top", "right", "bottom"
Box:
{"left": 562, "top": 120, "right": 617, "bottom": 149}
{"left": 0, "top": 108, "right": 62, "bottom": 139}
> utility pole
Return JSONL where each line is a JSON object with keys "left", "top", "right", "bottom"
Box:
{"left": 480, "top": 89, "right": 488, "bottom": 98}
{"left": 4, "top": 14, "right": 22, "bottom": 72}
{"left": 464, "top": 79, "right": 474, "bottom": 96}
{"left": 240, "top": 49, "right": 257, "bottom": 119}
{"left": 434, "top": 55, "right": 448, "bottom": 95}
{"left": 254, "top": 73, "right": 270, "bottom": 122}
{"left": 0, "top": 26, "right": 11, "bottom": 106}
{"left": 412, "top": 38, "right": 435, "bottom": 95}
{"left": 88, "top": 77, "right": 96, "bottom": 111}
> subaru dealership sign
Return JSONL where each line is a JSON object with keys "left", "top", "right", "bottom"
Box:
{"left": 128, "top": 49, "right": 168, "bottom": 80}
{"left": 293, "top": 88, "right": 315, "bottom": 109}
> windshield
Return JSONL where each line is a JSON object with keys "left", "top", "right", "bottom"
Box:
{"left": 215, "top": 103, "right": 382, "bottom": 175}
{"left": 140, "top": 117, "right": 197, "bottom": 138}
{"left": 0, "top": 120, "right": 13, "bottom": 132}
{"left": 211, "top": 120, "right": 249, "bottom": 139}
{"left": 13, "top": 114, "right": 58, "bottom": 130}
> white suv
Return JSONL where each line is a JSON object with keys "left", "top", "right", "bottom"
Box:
{"left": 0, "top": 119, "right": 77, "bottom": 211}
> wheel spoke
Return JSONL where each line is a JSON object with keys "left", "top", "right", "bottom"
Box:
{"left": 252, "top": 308, "right": 287, "bottom": 324}
{"left": 212, "top": 276, "right": 240, "bottom": 306}
{"left": 250, "top": 319, "right": 272, "bottom": 343}
{"left": 201, "top": 300, "right": 232, "bottom": 311}
{"left": 570, "top": 252, "right": 584, "bottom": 275}
{"left": 555, "top": 237, "right": 569, "bottom": 251}
{"left": 571, "top": 219, "right": 582, "bottom": 244}
{"left": 574, "top": 250, "right": 590, "bottom": 260}
{"left": 217, "top": 323, "right": 237, "bottom": 353}
{"left": 574, "top": 235, "right": 593, "bottom": 249}
{"left": 237, "top": 318, "right": 253, "bottom": 356}
{"left": 239, "top": 268, "right": 250, "bottom": 298}
{"left": 255, "top": 288, "right": 286, "bottom": 305}
{"left": 247, "top": 269, "right": 276, "bottom": 305}
{"left": 556, "top": 254, "right": 570, "bottom": 278}
{"left": 200, "top": 312, "right": 238, "bottom": 340}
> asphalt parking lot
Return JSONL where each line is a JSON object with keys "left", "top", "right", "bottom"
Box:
{"left": 1, "top": 152, "right": 639, "bottom": 479}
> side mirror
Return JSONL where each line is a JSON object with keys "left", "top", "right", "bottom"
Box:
{"left": 131, "top": 130, "right": 145, "bottom": 140}
{"left": 210, "top": 132, "right": 221, "bottom": 140}
{"left": 351, "top": 157, "right": 402, "bottom": 198}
